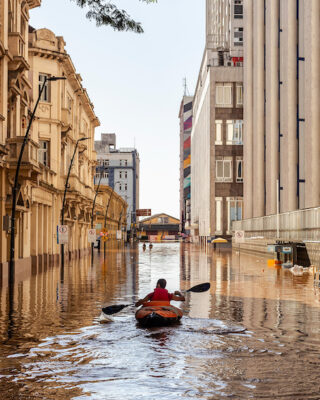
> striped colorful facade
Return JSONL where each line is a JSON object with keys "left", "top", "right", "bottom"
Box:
{"left": 179, "top": 96, "right": 193, "bottom": 232}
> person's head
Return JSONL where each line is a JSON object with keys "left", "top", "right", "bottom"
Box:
{"left": 156, "top": 278, "right": 167, "bottom": 289}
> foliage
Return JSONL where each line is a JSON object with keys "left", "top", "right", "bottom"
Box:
{"left": 72, "top": 0, "right": 157, "bottom": 33}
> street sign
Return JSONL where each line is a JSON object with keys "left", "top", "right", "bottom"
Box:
{"left": 57, "top": 225, "right": 68, "bottom": 244}
{"left": 136, "top": 209, "right": 151, "bottom": 217}
{"left": 88, "top": 229, "right": 97, "bottom": 243}
{"left": 100, "top": 229, "right": 108, "bottom": 242}
{"left": 267, "top": 245, "right": 276, "bottom": 253}
{"left": 235, "top": 230, "right": 245, "bottom": 243}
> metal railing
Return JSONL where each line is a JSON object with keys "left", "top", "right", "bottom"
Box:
{"left": 232, "top": 207, "right": 320, "bottom": 242}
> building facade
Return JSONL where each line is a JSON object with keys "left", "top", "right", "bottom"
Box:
{"left": 0, "top": 0, "right": 41, "bottom": 271}
{"left": 94, "top": 134, "right": 140, "bottom": 235}
{"left": 191, "top": 0, "right": 243, "bottom": 242}
{"left": 243, "top": 0, "right": 320, "bottom": 219}
{"left": 179, "top": 96, "right": 193, "bottom": 233}
{"left": 0, "top": 20, "right": 127, "bottom": 279}
{"left": 138, "top": 213, "right": 180, "bottom": 241}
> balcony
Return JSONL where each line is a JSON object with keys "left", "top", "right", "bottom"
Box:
{"left": 8, "top": 33, "right": 29, "bottom": 71}
{"left": 7, "top": 137, "right": 41, "bottom": 177}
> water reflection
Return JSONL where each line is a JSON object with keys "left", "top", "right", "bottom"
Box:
{"left": 1, "top": 243, "right": 320, "bottom": 399}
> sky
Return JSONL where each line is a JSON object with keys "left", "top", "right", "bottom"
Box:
{"left": 30, "top": 0, "right": 205, "bottom": 219}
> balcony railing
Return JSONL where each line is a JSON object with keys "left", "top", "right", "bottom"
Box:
{"left": 7, "top": 137, "right": 40, "bottom": 172}
{"left": 232, "top": 207, "right": 320, "bottom": 242}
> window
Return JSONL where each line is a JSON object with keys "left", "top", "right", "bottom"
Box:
{"left": 158, "top": 217, "right": 169, "bottom": 224}
{"left": 226, "top": 120, "right": 243, "bottom": 144}
{"left": 215, "top": 198, "right": 222, "bottom": 234}
{"left": 234, "top": 27, "right": 243, "bottom": 46}
{"left": 234, "top": 1, "right": 243, "bottom": 19}
{"left": 39, "top": 74, "right": 50, "bottom": 102}
{"left": 124, "top": 184, "right": 127, "bottom": 191}
{"left": 124, "top": 160, "right": 128, "bottom": 166}
{"left": 216, "top": 83, "right": 232, "bottom": 107}
{"left": 227, "top": 197, "right": 243, "bottom": 233}
{"left": 120, "top": 159, "right": 124, "bottom": 166}
{"left": 103, "top": 159, "right": 109, "bottom": 166}
{"left": 103, "top": 172, "right": 109, "bottom": 179}
{"left": 233, "top": 120, "right": 243, "bottom": 144}
{"left": 124, "top": 171, "right": 128, "bottom": 179}
{"left": 95, "top": 173, "right": 100, "bottom": 180}
{"left": 119, "top": 184, "right": 122, "bottom": 191}
{"left": 236, "top": 84, "right": 243, "bottom": 105}
{"left": 119, "top": 171, "right": 122, "bottom": 179}
{"left": 39, "top": 141, "right": 50, "bottom": 167}
{"left": 216, "top": 157, "right": 233, "bottom": 182}
{"left": 215, "top": 120, "right": 223, "bottom": 145}
{"left": 236, "top": 158, "right": 243, "bottom": 182}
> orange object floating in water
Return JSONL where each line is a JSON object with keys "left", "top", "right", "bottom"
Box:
{"left": 135, "top": 301, "right": 183, "bottom": 327}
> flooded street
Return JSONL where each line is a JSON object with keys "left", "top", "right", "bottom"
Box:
{"left": 1, "top": 243, "right": 320, "bottom": 399}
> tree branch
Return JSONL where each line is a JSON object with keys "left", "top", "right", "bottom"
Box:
{"left": 71, "top": 0, "right": 157, "bottom": 33}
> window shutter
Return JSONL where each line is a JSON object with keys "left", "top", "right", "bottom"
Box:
{"left": 224, "top": 160, "right": 231, "bottom": 180}
{"left": 227, "top": 121, "right": 234, "bottom": 143}
{"left": 216, "top": 85, "right": 224, "bottom": 105}
{"left": 224, "top": 85, "right": 232, "bottom": 105}
{"left": 216, "top": 160, "right": 224, "bottom": 179}
{"left": 215, "top": 120, "right": 222, "bottom": 144}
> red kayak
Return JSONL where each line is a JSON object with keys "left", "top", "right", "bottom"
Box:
{"left": 135, "top": 301, "right": 183, "bottom": 327}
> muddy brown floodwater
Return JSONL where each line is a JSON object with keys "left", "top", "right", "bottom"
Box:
{"left": 1, "top": 243, "right": 320, "bottom": 399}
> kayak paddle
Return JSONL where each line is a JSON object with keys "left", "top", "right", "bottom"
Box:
{"left": 101, "top": 282, "right": 211, "bottom": 315}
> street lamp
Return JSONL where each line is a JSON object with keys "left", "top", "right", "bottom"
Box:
{"left": 90, "top": 165, "right": 106, "bottom": 264}
{"left": 60, "top": 136, "right": 89, "bottom": 267}
{"left": 9, "top": 76, "right": 66, "bottom": 284}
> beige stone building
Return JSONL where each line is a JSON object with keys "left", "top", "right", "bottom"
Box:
{"left": 243, "top": 0, "right": 320, "bottom": 219}
{"left": 0, "top": 0, "right": 41, "bottom": 270}
{"left": 0, "top": 3, "right": 127, "bottom": 277}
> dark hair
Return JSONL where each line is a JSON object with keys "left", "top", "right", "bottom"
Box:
{"left": 157, "top": 279, "right": 167, "bottom": 289}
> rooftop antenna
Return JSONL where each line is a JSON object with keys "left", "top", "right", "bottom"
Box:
{"left": 183, "top": 77, "right": 190, "bottom": 96}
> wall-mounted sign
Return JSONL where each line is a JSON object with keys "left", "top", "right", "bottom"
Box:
{"left": 136, "top": 209, "right": 151, "bottom": 217}
{"left": 282, "top": 247, "right": 292, "bottom": 254}
{"left": 235, "top": 230, "right": 245, "bottom": 243}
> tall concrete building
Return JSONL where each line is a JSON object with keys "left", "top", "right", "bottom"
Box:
{"left": 191, "top": 0, "right": 244, "bottom": 242}
{"left": 179, "top": 95, "right": 193, "bottom": 233}
{"left": 243, "top": 0, "right": 320, "bottom": 219}
{"left": 94, "top": 134, "right": 140, "bottom": 234}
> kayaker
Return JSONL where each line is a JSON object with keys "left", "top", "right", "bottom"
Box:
{"left": 135, "top": 278, "right": 185, "bottom": 307}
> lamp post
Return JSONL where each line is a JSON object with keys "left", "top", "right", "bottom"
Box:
{"left": 60, "top": 136, "right": 89, "bottom": 267}
{"left": 9, "top": 76, "right": 66, "bottom": 284}
{"left": 103, "top": 181, "right": 120, "bottom": 258}
{"left": 90, "top": 165, "right": 106, "bottom": 264}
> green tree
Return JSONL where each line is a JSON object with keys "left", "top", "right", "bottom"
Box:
{"left": 72, "top": 0, "right": 157, "bottom": 33}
